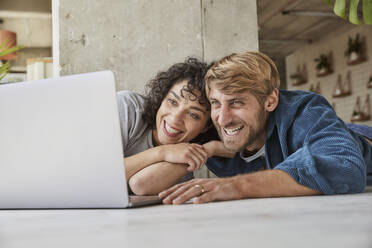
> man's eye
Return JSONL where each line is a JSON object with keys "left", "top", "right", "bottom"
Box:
{"left": 210, "top": 100, "right": 219, "bottom": 105}
{"left": 233, "top": 100, "right": 243, "bottom": 105}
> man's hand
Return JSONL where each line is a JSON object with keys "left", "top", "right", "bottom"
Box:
{"left": 159, "top": 170, "right": 321, "bottom": 204}
{"left": 158, "top": 178, "right": 242, "bottom": 204}
{"left": 161, "top": 143, "right": 208, "bottom": 171}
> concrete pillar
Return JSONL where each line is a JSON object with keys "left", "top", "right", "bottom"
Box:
{"left": 53, "top": 0, "right": 258, "bottom": 93}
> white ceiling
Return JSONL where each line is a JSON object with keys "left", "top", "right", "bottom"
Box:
{"left": 257, "top": 0, "right": 357, "bottom": 58}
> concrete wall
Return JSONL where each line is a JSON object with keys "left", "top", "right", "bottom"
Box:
{"left": 55, "top": 0, "right": 258, "bottom": 93}
{"left": 286, "top": 25, "right": 372, "bottom": 126}
{"left": 201, "top": 0, "right": 258, "bottom": 62}
{"left": 55, "top": 0, "right": 258, "bottom": 178}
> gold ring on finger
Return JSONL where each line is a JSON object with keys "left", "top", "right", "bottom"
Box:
{"left": 194, "top": 184, "right": 205, "bottom": 195}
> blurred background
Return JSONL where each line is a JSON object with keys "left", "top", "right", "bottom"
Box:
{"left": 1, "top": 0, "right": 371, "bottom": 156}
{"left": 0, "top": 0, "right": 52, "bottom": 83}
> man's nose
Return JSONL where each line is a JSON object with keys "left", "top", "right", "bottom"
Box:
{"left": 217, "top": 105, "right": 233, "bottom": 126}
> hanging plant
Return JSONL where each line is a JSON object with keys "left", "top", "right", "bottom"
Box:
{"left": 344, "top": 33, "right": 361, "bottom": 56}
{"left": 315, "top": 54, "right": 332, "bottom": 76}
{"left": 344, "top": 33, "right": 365, "bottom": 64}
{"left": 324, "top": 0, "right": 372, "bottom": 25}
{"left": 290, "top": 72, "right": 306, "bottom": 86}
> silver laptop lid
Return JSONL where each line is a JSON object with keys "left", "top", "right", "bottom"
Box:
{"left": 0, "top": 71, "right": 129, "bottom": 208}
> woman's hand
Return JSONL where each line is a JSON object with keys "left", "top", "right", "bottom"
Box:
{"left": 160, "top": 143, "right": 208, "bottom": 171}
{"left": 203, "top": 140, "right": 236, "bottom": 158}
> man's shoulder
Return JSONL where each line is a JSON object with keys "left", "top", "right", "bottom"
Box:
{"left": 277, "top": 90, "right": 331, "bottom": 116}
{"left": 278, "top": 90, "right": 326, "bottom": 106}
{"left": 271, "top": 90, "right": 336, "bottom": 135}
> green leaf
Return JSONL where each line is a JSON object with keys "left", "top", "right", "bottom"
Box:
{"left": 0, "top": 61, "right": 10, "bottom": 82}
{"left": 0, "top": 74, "right": 7, "bottom": 82}
{"left": 334, "top": 0, "right": 347, "bottom": 19}
{"left": 349, "top": 0, "right": 361, "bottom": 24}
{"left": 0, "top": 40, "right": 23, "bottom": 82}
{"left": 0, "top": 45, "right": 24, "bottom": 57}
{"left": 324, "top": 0, "right": 332, "bottom": 4}
{"left": 363, "top": 0, "right": 372, "bottom": 24}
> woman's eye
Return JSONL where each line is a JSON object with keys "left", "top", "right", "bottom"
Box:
{"left": 189, "top": 112, "right": 200, "bottom": 120}
{"left": 233, "top": 100, "right": 243, "bottom": 105}
{"left": 167, "top": 98, "right": 177, "bottom": 105}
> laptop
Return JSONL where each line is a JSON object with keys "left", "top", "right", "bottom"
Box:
{"left": 0, "top": 71, "right": 161, "bottom": 209}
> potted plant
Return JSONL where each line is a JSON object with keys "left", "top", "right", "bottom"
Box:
{"left": 309, "top": 82, "right": 321, "bottom": 94}
{"left": 290, "top": 73, "right": 305, "bottom": 86}
{"left": 351, "top": 110, "right": 362, "bottom": 122}
{"left": 350, "top": 95, "right": 371, "bottom": 122}
{"left": 315, "top": 54, "right": 331, "bottom": 77}
{"left": 0, "top": 41, "right": 23, "bottom": 82}
{"left": 345, "top": 33, "right": 364, "bottom": 64}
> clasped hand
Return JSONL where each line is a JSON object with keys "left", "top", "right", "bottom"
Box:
{"left": 160, "top": 141, "right": 235, "bottom": 172}
{"left": 161, "top": 143, "right": 208, "bottom": 171}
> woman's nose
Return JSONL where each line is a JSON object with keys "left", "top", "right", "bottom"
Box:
{"left": 170, "top": 109, "right": 184, "bottom": 124}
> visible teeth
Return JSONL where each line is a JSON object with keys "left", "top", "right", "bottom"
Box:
{"left": 224, "top": 126, "right": 243, "bottom": 135}
{"left": 165, "top": 122, "right": 181, "bottom": 134}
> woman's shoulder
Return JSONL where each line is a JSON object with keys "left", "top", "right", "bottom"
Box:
{"left": 116, "top": 90, "right": 146, "bottom": 109}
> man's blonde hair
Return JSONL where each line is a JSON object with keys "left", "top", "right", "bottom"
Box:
{"left": 205, "top": 51, "right": 280, "bottom": 104}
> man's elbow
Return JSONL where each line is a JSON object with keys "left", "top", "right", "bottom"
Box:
{"left": 329, "top": 164, "right": 366, "bottom": 194}
{"left": 128, "top": 175, "right": 156, "bottom": 196}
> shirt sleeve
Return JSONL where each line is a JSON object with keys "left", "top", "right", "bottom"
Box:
{"left": 274, "top": 96, "right": 367, "bottom": 194}
{"left": 116, "top": 91, "right": 145, "bottom": 153}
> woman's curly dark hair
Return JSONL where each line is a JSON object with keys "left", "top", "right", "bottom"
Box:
{"left": 143, "top": 57, "right": 211, "bottom": 129}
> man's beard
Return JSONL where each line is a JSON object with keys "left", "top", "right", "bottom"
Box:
{"left": 217, "top": 108, "right": 267, "bottom": 152}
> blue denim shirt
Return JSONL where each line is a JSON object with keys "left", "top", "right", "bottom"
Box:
{"left": 206, "top": 90, "right": 372, "bottom": 194}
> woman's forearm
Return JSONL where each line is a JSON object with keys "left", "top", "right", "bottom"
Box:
{"left": 124, "top": 146, "right": 165, "bottom": 181}
{"left": 128, "top": 162, "right": 188, "bottom": 195}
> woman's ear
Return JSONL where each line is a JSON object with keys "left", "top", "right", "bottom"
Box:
{"left": 265, "top": 89, "right": 279, "bottom": 112}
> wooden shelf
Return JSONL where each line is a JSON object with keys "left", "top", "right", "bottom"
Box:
{"left": 333, "top": 72, "right": 352, "bottom": 98}
{"left": 347, "top": 56, "right": 367, "bottom": 66}
{"left": 316, "top": 69, "right": 332, "bottom": 77}
{"left": 351, "top": 94, "right": 371, "bottom": 123}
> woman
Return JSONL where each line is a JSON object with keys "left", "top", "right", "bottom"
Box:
{"left": 117, "top": 58, "right": 231, "bottom": 195}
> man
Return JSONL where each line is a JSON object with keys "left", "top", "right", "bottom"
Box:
{"left": 159, "top": 51, "right": 372, "bottom": 204}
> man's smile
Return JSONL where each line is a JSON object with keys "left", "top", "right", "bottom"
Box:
{"left": 222, "top": 125, "right": 245, "bottom": 136}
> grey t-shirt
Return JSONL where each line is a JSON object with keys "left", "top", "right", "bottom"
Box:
{"left": 116, "top": 90, "right": 154, "bottom": 157}
{"left": 116, "top": 90, "right": 193, "bottom": 182}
